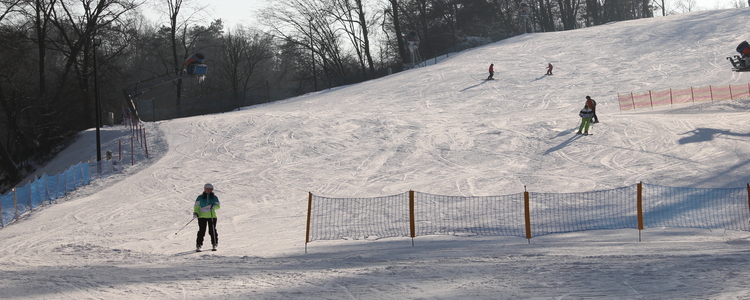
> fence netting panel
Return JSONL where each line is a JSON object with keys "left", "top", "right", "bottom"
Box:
{"left": 414, "top": 192, "right": 526, "bottom": 237}
{"left": 47, "top": 173, "right": 62, "bottom": 199}
{"left": 308, "top": 192, "right": 410, "bottom": 242}
{"left": 731, "top": 84, "right": 750, "bottom": 100}
{"left": 691, "top": 86, "right": 713, "bottom": 102}
{"left": 65, "top": 167, "right": 76, "bottom": 191}
{"left": 1, "top": 161, "right": 92, "bottom": 228}
{"left": 671, "top": 87, "right": 693, "bottom": 105}
{"left": 82, "top": 162, "right": 91, "bottom": 185}
{"left": 642, "top": 183, "right": 750, "bottom": 231}
{"left": 94, "top": 160, "right": 122, "bottom": 178}
{"left": 1, "top": 192, "right": 13, "bottom": 226}
{"left": 529, "top": 185, "right": 639, "bottom": 237}
{"left": 40, "top": 174, "right": 53, "bottom": 203}
{"left": 31, "top": 179, "right": 46, "bottom": 209}
{"left": 75, "top": 162, "right": 89, "bottom": 186}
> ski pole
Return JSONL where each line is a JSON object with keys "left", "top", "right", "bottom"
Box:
{"left": 175, "top": 216, "right": 196, "bottom": 235}
{"left": 210, "top": 204, "right": 218, "bottom": 248}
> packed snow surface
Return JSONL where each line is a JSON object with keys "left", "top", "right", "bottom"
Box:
{"left": 3, "top": 9, "right": 750, "bottom": 299}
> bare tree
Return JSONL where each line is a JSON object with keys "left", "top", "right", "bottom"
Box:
{"left": 159, "top": 0, "right": 209, "bottom": 117}
{"left": 49, "top": 0, "right": 138, "bottom": 126}
{"left": 327, "top": 0, "right": 376, "bottom": 80}
{"left": 25, "top": 0, "right": 56, "bottom": 98}
{"left": 261, "top": 0, "right": 350, "bottom": 90}
{"left": 387, "top": 0, "right": 406, "bottom": 64}
{"left": 215, "top": 26, "right": 274, "bottom": 109}
{"left": 558, "top": 0, "right": 583, "bottom": 30}
{"left": 674, "top": 0, "right": 699, "bottom": 12}
{"left": 0, "top": 0, "right": 26, "bottom": 181}
{"left": 651, "top": 0, "right": 672, "bottom": 16}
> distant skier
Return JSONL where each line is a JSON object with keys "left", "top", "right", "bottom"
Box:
{"left": 585, "top": 96, "right": 599, "bottom": 123}
{"left": 195, "top": 183, "right": 220, "bottom": 252}
{"left": 577, "top": 105, "right": 595, "bottom": 135}
{"left": 546, "top": 63, "right": 553, "bottom": 75}
{"left": 487, "top": 63, "right": 494, "bottom": 80}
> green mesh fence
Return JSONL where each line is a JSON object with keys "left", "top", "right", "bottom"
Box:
{"left": 306, "top": 184, "right": 750, "bottom": 243}
{"left": 642, "top": 183, "right": 750, "bottom": 231}
{"left": 308, "top": 192, "right": 411, "bottom": 241}
{"left": 414, "top": 191, "right": 526, "bottom": 237}
{"left": 529, "top": 185, "right": 639, "bottom": 237}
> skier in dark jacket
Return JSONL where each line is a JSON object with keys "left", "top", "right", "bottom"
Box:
{"left": 585, "top": 96, "right": 599, "bottom": 123}
{"left": 487, "top": 64, "right": 494, "bottom": 80}
{"left": 546, "top": 63, "right": 553, "bottom": 75}
{"left": 194, "top": 183, "right": 220, "bottom": 251}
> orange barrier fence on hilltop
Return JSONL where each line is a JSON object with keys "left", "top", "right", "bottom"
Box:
{"left": 618, "top": 83, "right": 750, "bottom": 111}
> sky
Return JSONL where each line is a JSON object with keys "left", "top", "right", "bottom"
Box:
{"left": 141, "top": 0, "right": 270, "bottom": 29}
{"left": 199, "top": 0, "right": 269, "bottom": 27}
{"left": 4, "top": 7, "right": 750, "bottom": 299}
{"left": 144, "top": 0, "right": 742, "bottom": 29}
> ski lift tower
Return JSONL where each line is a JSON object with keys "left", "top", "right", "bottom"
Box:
{"left": 519, "top": 1, "right": 533, "bottom": 34}
{"left": 406, "top": 30, "right": 422, "bottom": 69}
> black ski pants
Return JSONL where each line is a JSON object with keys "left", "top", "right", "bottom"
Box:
{"left": 196, "top": 218, "right": 218, "bottom": 247}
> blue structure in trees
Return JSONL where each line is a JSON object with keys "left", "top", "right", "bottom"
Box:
{"left": 122, "top": 53, "right": 208, "bottom": 120}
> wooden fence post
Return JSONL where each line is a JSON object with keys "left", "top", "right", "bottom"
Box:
{"left": 13, "top": 188, "right": 18, "bottom": 222}
{"left": 649, "top": 90, "right": 654, "bottom": 109}
{"left": 28, "top": 180, "right": 33, "bottom": 212}
{"left": 637, "top": 182, "right": 644, "bottom": 242}
{"left": 669, "top": 88, "right": 674, "bottom": 106}
{"left": 143, "top": 128, "right": 149, "bottom": 158}
{"left": 691, "top": 87, "right": 695, "bottom": 105}
{"left": 305, "top": 192, "right": 313, "bottom": 253}
{"left": 0, "top": 189, "right": 4, "bottom": 228}
{"left": 524, "top": 186, "right": 531, "bottom": 243}
{"left": 44, "top": 173, "right": 51, "bottom": 205}
{"left": 131, "top": 136, "right": 135, "bottom": 166}
{"left": 409, "top": 190, "right": 416, "bottom": 244}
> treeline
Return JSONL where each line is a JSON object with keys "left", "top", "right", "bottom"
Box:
{"left": 0, "top": 0, "right": 654, "bottom": 192}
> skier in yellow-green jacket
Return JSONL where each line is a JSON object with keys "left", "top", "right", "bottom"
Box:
{"left": 577, "top": 105, "right": 595, "bottom": 135}
{"left": 194, "top": 183, "right": 220, "bottom": 252}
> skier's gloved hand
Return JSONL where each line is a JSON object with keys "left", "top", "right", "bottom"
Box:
{"left": 193, "top": 213, "right": 199, "bottom": 218}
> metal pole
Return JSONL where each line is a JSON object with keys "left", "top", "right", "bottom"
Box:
{"left": 175, "top": 216, "right": 196, "bottom": 235}
{"left": 210, "top": 204, "right": 218, "bottom": 250}
{"left": 93, "top": 37, "right": 102, "bottom": 172}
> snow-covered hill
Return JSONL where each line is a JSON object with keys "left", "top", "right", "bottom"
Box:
{"left": 3, "top": 9, "right": 750, "bottom": 299}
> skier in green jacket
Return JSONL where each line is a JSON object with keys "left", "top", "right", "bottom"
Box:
{"left": 577, "top": 105, "right": 595, "bottom": 135}
{"left": 194, "top": 183, "right": 220, "bottom": 251}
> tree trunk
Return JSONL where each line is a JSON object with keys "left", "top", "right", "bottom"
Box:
{"left": 389, "top": 0, "right": 406, "bottom": 64}
{"left": 355, "top": 0, "right": 375, "bottom": 77}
